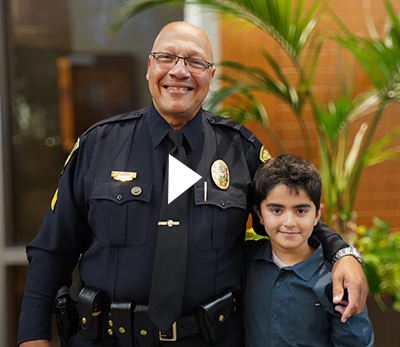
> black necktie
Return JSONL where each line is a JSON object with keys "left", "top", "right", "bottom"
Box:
{"left": 148, "top": 130, "right": 189, "bottom": 332}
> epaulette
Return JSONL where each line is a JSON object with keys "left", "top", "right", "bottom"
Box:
{"left": 204, "top": 110, "right": 271, "bottom": 163}
{"left": 83, "top": 107, "right": 146, "bottom": 136}
{"left": 204, "top": 110, "right": 260, "bottom": 147}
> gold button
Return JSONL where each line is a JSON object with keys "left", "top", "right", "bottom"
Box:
{"left": 140, "top": 330, "right": 148, "bottom": 336}
{"left": 131, "top": 186, "right": 142, "bottom": 196}
{"left": 82, "top": 317, "right": 87, "bottom": 325}
{"left": 233, "top": 306, "right": 237, "bottom": 312}
{"left": 233, "top": 298, "right": 236, "bottom": 303}
{"left": 119, "top": 327, "right": 126, "bottom": 334}
{"left": 108, "top": 329, "right": 113, "bottom": 336}
{"left": 219, "top": 315, "right": 224, "bottom": 322}
{"left": 108, "top": 320, "right": 113, "bottom": 327}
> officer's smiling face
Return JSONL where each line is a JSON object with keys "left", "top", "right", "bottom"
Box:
{"left": 146, "top": 22, "right": 216, "bottom": 128}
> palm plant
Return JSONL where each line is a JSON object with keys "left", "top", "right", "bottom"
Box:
{"left": 106, "top": 0, "right": 400, "bottom": 245}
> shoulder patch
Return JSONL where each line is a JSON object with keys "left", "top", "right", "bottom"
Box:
{"left": 260, "top": 146, "right": 272, "bottom": 163}
{"left": 51, "top": 188, "right": 58, "bottom": 211}
{"left": 61, "top": 138, "right": 80, "bottom": 174}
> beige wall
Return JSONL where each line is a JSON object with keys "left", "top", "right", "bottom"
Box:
{"left": 220, "top": 0, "right": 400, "bottom": 231}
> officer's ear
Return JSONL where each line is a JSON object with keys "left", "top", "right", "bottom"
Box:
{"left": 253, "top": 205, "right": 264, "bottom": 226}
{"left": 146, "top": 55, "right": 152, "bottom": 81}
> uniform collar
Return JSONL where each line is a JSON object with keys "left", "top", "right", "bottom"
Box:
{"left": 253, "top": 236, "right": 324, "bottom": 282}
{"left": 147, "top": 103, "right": 203, "bottom": 151}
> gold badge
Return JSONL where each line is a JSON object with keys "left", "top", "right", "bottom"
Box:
{"left": 111, "top": 171, "right": 137, "bottom": 182}
{"left": 211, "top": 160, "right": 229, "bottom": 190}
{"left": 259, "top": 146, "right": 271, "bottom": 163}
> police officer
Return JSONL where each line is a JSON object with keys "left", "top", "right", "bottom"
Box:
{"left": 18, "top": 22, "right": 368, "bottom": 347}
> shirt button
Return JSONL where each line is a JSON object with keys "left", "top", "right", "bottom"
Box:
{"left": 220, "top": 200, "right": 226, "bottom": 207}
{"left": 273, "top": 313, "right": 278, "bottom": 320}
{"left": 275, "top": 282, "right": 281, "bottom": 288}
{"left": 116, "top": 194, "right": 123, "bottom": 201}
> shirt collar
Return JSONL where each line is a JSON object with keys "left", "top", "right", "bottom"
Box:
{"left": 253, "top": 237, "right": 324, "bottom": 282}
{"left": 147, "top": 103, "right": 203, "bottom": 150}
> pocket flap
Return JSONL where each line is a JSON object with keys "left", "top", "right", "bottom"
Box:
{"left": 92, "top": 180, "right": 152, "bottom": 204}
{"left": 198, "top": 291, "right": 233, "bottom": 325}
{"left": 194, "top": 183, "right": 246, "bottom": 210}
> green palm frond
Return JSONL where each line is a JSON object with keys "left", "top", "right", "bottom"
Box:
{"left": 314, "top": 94, "right": 354, "bottom": 145}
{"left": 207, "top": 90, "right": 287, "bottom": 153}
{"left": 313, "top": 89, "right": 398, "bottom": 224}
{"left": 330, "top": 0, "right": 400, "bottom": 101}
{"left": 217, "top": 58, "right": 300, "bottom": 111}
{"left": 314, "top": 91, "right": 380, "bottom": 145}
{"left": 105, "top": 0, "right": 328, "bottom": 61}
{"left": 362, "top": 127, "right": 400, "bottom": 167}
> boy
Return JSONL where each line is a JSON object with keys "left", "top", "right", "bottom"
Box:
{"left": 243, "top": 154, "right": 374, "bottom": 347}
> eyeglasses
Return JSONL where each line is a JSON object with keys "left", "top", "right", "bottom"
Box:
{"left": 150, "top": 52, "right": 214, "bottom": 73}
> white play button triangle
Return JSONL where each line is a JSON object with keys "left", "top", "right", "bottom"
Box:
{"left": 168, "top": 154, "right": 202, "bottom": 204}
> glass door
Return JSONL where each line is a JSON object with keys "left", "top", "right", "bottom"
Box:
{"left": 0, "top": 1, "right": 183, "bottom": 345}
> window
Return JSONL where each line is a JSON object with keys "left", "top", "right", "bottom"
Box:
{"left": 0, "top": 1, "right": 183, "bottom": 344}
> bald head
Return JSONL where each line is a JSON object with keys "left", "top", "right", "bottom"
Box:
{"left": 152, "top": 21, "right": 214, "bottom": 63}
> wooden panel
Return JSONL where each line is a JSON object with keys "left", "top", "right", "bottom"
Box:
{"left": 221, "top": 1, "right": 400, "bottom": 231}
{"left": 57, "top": 54, "right": 137, "bottom": 152}
{"left": 10, "top": 0, "right": 70, "bottom": 50}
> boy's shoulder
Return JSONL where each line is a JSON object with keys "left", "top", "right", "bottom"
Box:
{"left": 244, "top": 239, "right": 269, "bottom": 257}
{"left": 243, "top": 239, "right": 269, "bottom": 269}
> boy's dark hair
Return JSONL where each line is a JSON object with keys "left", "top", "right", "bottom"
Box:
{"left": 253, "top": 154, "right": 322, "bottom": 214}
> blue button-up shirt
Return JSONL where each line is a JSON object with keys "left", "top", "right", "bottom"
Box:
{"left": 243, "top": 237, "right": 374, "bottom": 347}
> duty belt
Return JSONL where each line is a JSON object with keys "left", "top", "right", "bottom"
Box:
{"left": 54, "top": 284, "right": 237, "bottom": 347}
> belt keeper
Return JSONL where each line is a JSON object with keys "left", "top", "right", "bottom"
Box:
{"left": 110, "top": 302, "right": 134, "bottom": 338}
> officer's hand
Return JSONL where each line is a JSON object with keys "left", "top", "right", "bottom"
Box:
{"left": 332, "top": 255, "right": 368, "bottom": 323}
{"left": 20, "top": 340, "right": 51, "bottom": 347}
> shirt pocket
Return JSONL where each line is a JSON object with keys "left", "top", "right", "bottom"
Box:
{"left": 90, "top": 179, "right": 152, "bottom": 248}
{"left": 192, "top": 183, "right": 248, "bottom": 251}
{"left": 284, "top": 299, "right": 325, "bottom": 342}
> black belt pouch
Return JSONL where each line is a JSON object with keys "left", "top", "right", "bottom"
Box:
{"left": 78, "top": 286, "right": 109, "bottom": 342}
{"left": 110, "top": 302, "right": 134, "bottom": 347}
{"left": 133, "top": 305, "right": 159, "bottom": 347}
{"left": 197, "top": 291, "right": 233, "bottom": 344}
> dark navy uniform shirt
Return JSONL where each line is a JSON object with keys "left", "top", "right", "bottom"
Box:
{"left": 18, "top": 104, "right": 347, "bottom": 346}
{"left": 243, "top": 237, "right": 374, "bottom": 347}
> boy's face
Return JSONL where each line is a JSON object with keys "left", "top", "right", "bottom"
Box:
{"left": 257, "top": 184, "right": 321, "bottom": 255}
